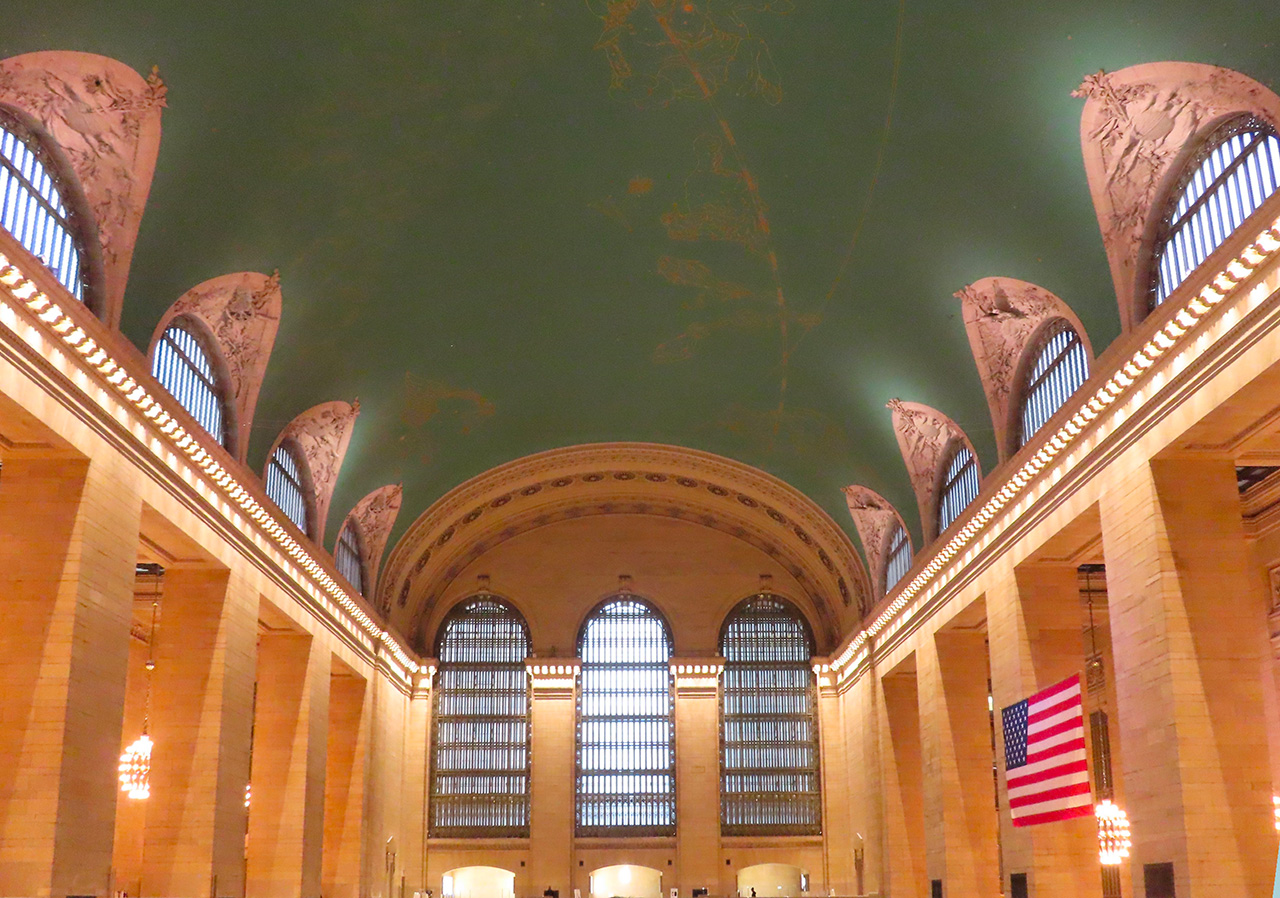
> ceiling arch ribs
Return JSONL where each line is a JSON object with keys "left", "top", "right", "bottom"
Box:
{"left": 148, "top": 271, "right": 282, "bottom": 463}
{"left": 956, "top": 277, "right": 1094, "bottom": 462}
{"left": 378, "top": 443, "right": 872, "bottom": 647}
{"left": 265, "top": 400, "right": 360, "bottom": 545}
{"left": 0, "top": 52, "right": 165, "bottom": 329}
{"left": 887, "top": 399, "right": 981, "bottom": 546}
{"left": 1074, "top": 62, "right": 1280, "bottom": 331}
{"left": 841, "top": 485, "right": 910, "bottom": 604}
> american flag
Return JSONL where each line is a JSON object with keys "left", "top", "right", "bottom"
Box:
{"left": 1001, "top": 673, "right": 1092, "bottom": 827}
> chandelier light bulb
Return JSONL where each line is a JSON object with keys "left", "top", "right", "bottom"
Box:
{"left": 1096, "top": 800, "right": 1131, "bottom": 865}
{"left": 118, "top": 734, "right": 153, "bottom": 800}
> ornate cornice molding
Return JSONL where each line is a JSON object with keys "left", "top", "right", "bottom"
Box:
{"left": 1074, "top": 62, "right": 1280, "bottom": 331}
{"left": 887, "top": 399, "right": 980, "bottom": 545}
{"left": 0, "top": 52, "right": 165, "bottom": 329}
{"left": 379, "top": 443, "right": 871, "bottom": 647}
{"left": 957, "top": 277, "right": 1093, "bottom": 461}
{"left": 149, "top": 271, "right": 282, "bottom": 462}
{"left": 841, "top": 485, "right": 910, "bottom": 602}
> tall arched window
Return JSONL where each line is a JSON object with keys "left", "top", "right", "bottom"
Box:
{"left": 1018, "top": 320, "right": 1090, "bottom": 447}
{"left": 334, "top": 521, "right": 365, "bottom": 595}
{"left": 151, "top": 320, "right": 229, "bottom": 447}
{"left": 720, "top": 594, "right": 820, "bottom": 835}
{"left": 577, "top": 596, "right": 674, "bottom": 835}
{"left": 1152, "top": 115, "right": 1280, "bottom": 307}
{"left": 431, "top": 597, "right": 531, "bottom": 836}
{"left": 0, "top": 109, "right": 88, "bottom": 302}
{"left": 938, "top": 444, "right": 979, "bottom": 534}
{"left": 884, "top": 523, "right": 913, "bottom": 593}
{"left": 265, "top": 442, "right": 310, "bottom": 536}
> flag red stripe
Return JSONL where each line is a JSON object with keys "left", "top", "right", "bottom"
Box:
{"left": 1029, "top": 694, "right": 1082, "bottom": 723}
{"left": 1011, "top": 801, "right": 1094, "bottom": 828}
{"left": 1029, "top": 674, "right": 1080, "bottom": 708}
{"left": 1008, "top": 757, "right": 1088, "bottom": 789}
{"left": 1029, "top": 715, "right": 1084, "bottom": 743}
{"left": 1026, "top": 736, "right": 1087, "bottom": 766}
{"left": 1008, "top": 780, "right": 1091, "bottom": 809}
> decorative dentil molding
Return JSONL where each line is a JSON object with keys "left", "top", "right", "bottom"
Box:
{"left": 957, "top": 277, "right": 1094, "bottom": 461}
{"left": 841, "top": 485, "right": 910, "bottom": 601}
{"left": 1074, "top": 62, "right": 1280, "bottom": 331}
{"left": 267, "top": 400, "right": 360, "bottom": 544}
{"left": 344, "top": 483, "right": 403, "bottom": 600}
{"left": 149, "top": 270, "right": 282, "bottom": 461}
{"left": 0, "top": 52, "right": 165, "bottom": 329}
{"left": 887, "top": 399, "right": 980, "bottom": 545}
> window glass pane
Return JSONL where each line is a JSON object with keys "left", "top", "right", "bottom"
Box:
{"left": 1019, "top": 321, "right": 1089, "bottom": 447}
{"left": 151, "top": 322, "right": 226, "bottom": 446}
{"left": 884, "top": 524, "right": 913, "bottom": 593}
{"left": 720, "top": 595, "right": 820, "bottom": 835}
{"left": 430, "top": 597, "right": 531, "bottom": 836}
{"left": 335, "top": 523, "right": 364, "bottom": 595}
{"left": 1154, "top": 117, "right": 1280, "bottom": 306}
{"left": 938, "top": 446, "right": 979, "bottom": 534}
{"left": 577, "top": 597, "right": 674, "bottom": 835}
{"left": 0, "top": 113, "right": 86, "bottom": 301}
{"left": 265, "top": 444, "right": 309, "bottom": 534}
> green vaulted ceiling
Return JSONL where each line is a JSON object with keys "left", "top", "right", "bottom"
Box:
{"left": 5, "top": 2, "right": 1280, "bottom": 558}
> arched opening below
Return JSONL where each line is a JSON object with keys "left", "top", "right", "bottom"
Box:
{"left": 736, "top": 864, "right": 808, "bottom": 898}
{"left": 442, "top": 866, "right": 515, "bottom": 898}
{"left": 589, "top": 865, "right": 662, "bottom": 898}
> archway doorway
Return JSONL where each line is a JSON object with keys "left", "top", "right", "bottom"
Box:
{"left": 736, "top": 864, "right": 807, "bottom": 898}
{"left": 442, "top": 866, "right": 516, "bottom": 898}
{"left": 589, "top": 864, "right": 662, "bottom": 898}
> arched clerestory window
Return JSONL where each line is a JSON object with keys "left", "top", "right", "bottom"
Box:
{"left": 720, "top": 594, "right": 820, "bottom": 835}
{"left": 0, "top": 108, "right": 90, "bottom": 303}
{"left": 577, "top": 596, "right": 674, "bottom": 836}
{"left": 884, "top": 523, "right": 913, "bottom": 594}
{"left": 1017, "top": 320, "right": 1090, "bottom": 448}
{"left": 937, "top": 444, "right": 980, "bottom": 535}
{"left": 1152, "top": 115, "right": 1280, "bottom": 308}
{"left": 334, "top": 520, "right": 365, "bottom": 596}
{"left": 430, "top": 597, "right": 531, "bottom": 836}
{"left": 265, "top": 442, "right": 311, "bottom": 537}
{"left": 151, "top": 319, "right": 231, "bottom": 449}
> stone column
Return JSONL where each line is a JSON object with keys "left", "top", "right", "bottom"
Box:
{"left": 840, "top": 665, "right": 883, "bottom": 897}
{"left": 672, "top": 659, "right": 724, "bottom": 895}
{"left": 527, "top": 661, "right": 579, "bottom": 898}
{"left": 815, "top": 670, "right": 853, "bottom": 896}
{"left": 986, "top": 564, "right": 1097, "bottom": 895}
{"left": 917, "top": 625, "right": 1000, "bottom": 897}
{"left": 400, "top": 670, "right": 433, "bottom": 897}
{"left": 246, "top": 630, "right": 331, "bottom": 898}
{"left": 324, "top": 663, "right": 370, "bottom": 898}
{"left": 0, "top": 454, "right": 141, "bottom": 897}
{"left": 141, "top": 566, "right": 259, "bottom": 897}
{"left": 879, "top": 665, "right": 927, "bottom": 898}
{"left": 1100, "top": 456, "right": 1275, "bottom": 896}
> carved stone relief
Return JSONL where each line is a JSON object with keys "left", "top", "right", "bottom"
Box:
{"left": 1073, "top": 63, "right": 1280, "bottom": 330}
{"left": 268, "top": 400, "right": 360, "bottom": 544}
{"left": 842, "top": 485, "right": 908, "bottom": 601}
{"left": 887, "top": 399, "right": 979, "bottom": 544}
{"left": 150, "top": 271, "right": 282, "bottom": 462}
{"left": 0, "top": 52, "right": 165, "bottom": 328}
{"left": 957, "top": 277, "right": 1093, "bottom": 460}
{"left": 346, "top": 484, "right": 403, "bottom": 613}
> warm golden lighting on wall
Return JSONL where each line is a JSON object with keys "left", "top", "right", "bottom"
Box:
{"left": 118, "top": 734, "right": 153, "bottom": 800}
{"left": 1273, "top": 794, "right": 1279, "bottom": 831}
{"left": 1096, "top": 800, "right": 1131, "bottom": 865}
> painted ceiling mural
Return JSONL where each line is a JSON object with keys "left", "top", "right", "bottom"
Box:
{"left": 3, "top": 2, "right": 1278, "bottom": 561}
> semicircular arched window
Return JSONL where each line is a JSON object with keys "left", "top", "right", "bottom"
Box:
{"left": 334, "top": 520, "right": 365, "bottom": 596}
{"left": 938, "top": 444, "right": 979, "bottom": 535}
{"left": 1018, "top": 320, "right": 1090, "bottom": 448}
{"left": 265, "top": 442, "right": 310, "bottom": 536}
{"left": 151, "top": 320, "right": 230, "bottom": 448}
{"left": 0, "top": 108, "right": 89, "bottom": 302}
{"left": 577, "top": 596, "right": 674, "bottom": 836}
{"left": 1152, "top": 115, "right": 1280, "bottom": 308}
{"left": 720, "top": 594, "right": 820, "bottom": 835}
{"left": 430, "top": 596, "right": 531, "bottom": 836}
{"left": 884, "top": 523, "right": 913, "bottom": 593}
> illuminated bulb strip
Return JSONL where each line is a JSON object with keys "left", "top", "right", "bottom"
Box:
{"left": 0, "top": 253, "right": 420, "bottom": 679}
{"left": 829, "top": 216, "right": 1280, "bottom": 680}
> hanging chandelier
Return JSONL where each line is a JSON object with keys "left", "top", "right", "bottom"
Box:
{"left": 119, "top": 567, "right": 162, "bottom": 801}
{"left": 1096, "top": 800, "right": 1131, "bottom": 865}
